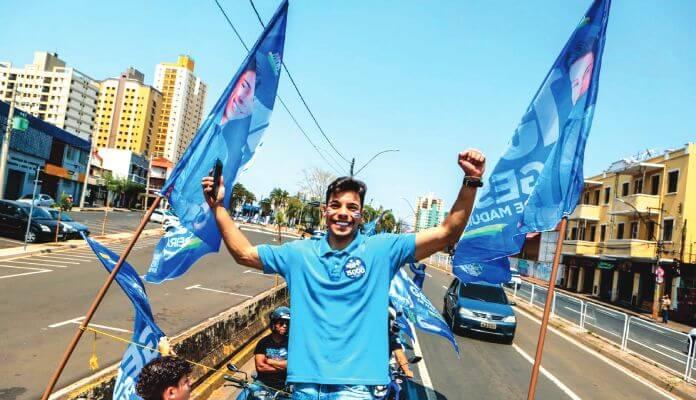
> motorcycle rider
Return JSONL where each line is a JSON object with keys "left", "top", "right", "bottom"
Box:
{"left": 253, "top": 306, "right": 290, "bottom": 392}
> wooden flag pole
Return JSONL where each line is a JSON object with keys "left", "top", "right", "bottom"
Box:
{"left": 526, "top": 217, "right": 568, "bottom": 400}
{"left": 41, "top": 196, "right": 162, "bottom": 400}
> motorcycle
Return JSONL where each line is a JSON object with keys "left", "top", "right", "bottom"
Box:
{"left": 372, "top": 355, "right": 422, "bottom": 400}
{"left": 224, "top": 363, "right": 292, "bottom": 400}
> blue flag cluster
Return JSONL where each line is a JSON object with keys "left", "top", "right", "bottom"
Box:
{"left": 145, "top": 0, "right": 288, "bottom": 283}
{"left": 453, "top": 0, "right": 611, "bottom": 284}
{"left": 83, "top": 234, "right": 164, "bottom": 399}
{"left": 390, "top": 269, "right": 459, "bottom": 354}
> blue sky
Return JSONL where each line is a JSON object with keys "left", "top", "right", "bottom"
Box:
{"left": 2, "top": 1, "right": 695, "bottom": 222}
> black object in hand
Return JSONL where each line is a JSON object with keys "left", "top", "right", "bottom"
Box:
{"left": 211, "top": 159, "right": 223, "bottom": 201}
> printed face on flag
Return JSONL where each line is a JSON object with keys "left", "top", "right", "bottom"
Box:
{"left": 569, "top": 52, "right": 595, "bottom": 105}
{"left": 222, "top": 68, "right": 256, "bottom": 123}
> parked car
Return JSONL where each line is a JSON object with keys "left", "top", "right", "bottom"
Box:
{"left": 46, "top": 209, "right": 90, "bottom": 239}
{"left": 506, "top": 270, "right": 523, "bottom": 288}
{"left": 150, "top": 209, "right": 178, "bottom": 224}
{"left": 0, "top": 200, "right": 66, "bottom": 243}
{"left": 162, "top": 218, "right": 180, "bottom": 232}
{"left": 443, "top": 278, "right": 516, "bottom": 344}
{"left": 17, "top": 193, "right": 55, "bottom": 207}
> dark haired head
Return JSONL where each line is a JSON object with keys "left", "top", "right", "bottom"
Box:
{"left": 564, "top": 39, "right": 595, "bottom": 72}
{"left": 325, "top": 177, "right": 367, "bottom": 207}
{"left": 136, "top": 356, "right": 192, "bottom": 400}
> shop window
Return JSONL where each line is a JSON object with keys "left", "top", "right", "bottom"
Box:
{"left": 663, "top": 219, "right": 674, "bottom": 242}
{"left": 617, "top": 223, "right": 624, "bottom": 239}
{"left": 667, "top": 170, "right": 679, "bottom": 193}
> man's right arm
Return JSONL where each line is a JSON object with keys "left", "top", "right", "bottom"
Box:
{"left": 202, "top": 174, "right": 263, "bottom": 270}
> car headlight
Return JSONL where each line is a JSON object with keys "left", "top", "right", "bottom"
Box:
{"left": 39, "top": 224, "right": 51, "bottom": 232}
{"left": 503, "top": 315, "right": 516, "bottom": 323}
{"left": 458, "top": 308, "right": 475, "bottom": 317}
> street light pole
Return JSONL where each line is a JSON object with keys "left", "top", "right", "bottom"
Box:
{"left": 353, "top": 149, "right": 399, "bottom": 177}
{"left": 24, "top": 166, "right": 41, "bottom": 251}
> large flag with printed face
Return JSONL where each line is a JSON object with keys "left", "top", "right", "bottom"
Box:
{"left": 146, "top": 0, "right": 288, "bottom": 282}
{"left": 453, "top": 0, "right": 610, "bottom": 284}
{"left": 390, "top": 269, "right": 459, "bottom": 354}
{"left": 83, "top": 234, "right": 164, "bottom": 399}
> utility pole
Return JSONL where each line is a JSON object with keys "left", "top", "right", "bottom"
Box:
{"left": 143, "top": 152, "right": 153, "bottom": 211}
{"left": 350, "top": 158, "right": 355, "bottom": 177}
{"left": 78, "top": 144, "right": 94, "bottom": 209}
{"left": 24, "top": 166, "right": 42, "bottom": 251}
{"left": 0, "top": 91, "right": 17, "bottom": 198}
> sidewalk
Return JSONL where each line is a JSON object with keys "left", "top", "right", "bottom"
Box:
{"left": 522, "top": 275, "right": 696, "bottom": 334}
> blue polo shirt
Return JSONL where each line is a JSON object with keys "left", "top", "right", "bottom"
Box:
{"left": 257, "top": 232, "right": 415, "bottom": 385}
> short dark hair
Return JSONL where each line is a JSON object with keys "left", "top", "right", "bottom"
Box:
{"left": 136, "top": 356, "right": 192, "bottom": 400}
{"left": 325, "top": 177, "right": 367, "bottom": 207}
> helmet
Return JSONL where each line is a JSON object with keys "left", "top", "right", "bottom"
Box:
{"left": 270, "top": 306, "right": 291, "bottom": 324}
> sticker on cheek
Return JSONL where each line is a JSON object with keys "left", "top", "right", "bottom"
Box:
{"left": 352, "top": 212, "right": 362, "bottom": 219}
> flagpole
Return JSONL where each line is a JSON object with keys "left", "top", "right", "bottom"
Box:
{"left": 526, "top": 216, "right": 567, "bottom": 400}
{"left": 41, "top": 196, "right": 162, "bottom": 400}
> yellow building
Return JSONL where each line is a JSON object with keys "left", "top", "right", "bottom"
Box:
{"left": 561, "top": 143, "right": 696, "bottom": 322}
{"left": 93, "top": 68, "right": 162, "bottom": 157}
{"left": 153, "top": 56, "right": 207, "bottom": 163}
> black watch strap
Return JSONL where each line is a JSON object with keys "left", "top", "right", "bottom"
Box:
{"left": 462, "top": 177, "right": 483, "bottom": 187}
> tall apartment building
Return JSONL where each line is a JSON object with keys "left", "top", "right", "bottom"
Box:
{"left": 560, "top": 143, "right": 696, "bottom": 323}
{"left": 0, "top": 51, "right": 98, "bottom": 141}
{"left": 93, "top": 68, "right": 163, "bottom": 157}
{"left": 414, "top": 193, "right": 445, "bottom": 232}
{"left": 153, "top": 56, "right": 206, "bottom": 163}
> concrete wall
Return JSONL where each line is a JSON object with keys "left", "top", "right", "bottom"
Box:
{"left": 53, "top": 285, "right": 288, "bottom": 400}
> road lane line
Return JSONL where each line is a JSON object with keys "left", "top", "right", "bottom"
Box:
{"left": 442, "top": 285, "right": 448, "bottom": 289}
{"left": 0, "top": 265, "right": 52, "bottom": 279}
{"left": 515, "top": 307, "right": 679, "bottom": 399}
{"left": 185, "top": 284, "right": 253, "bottom": 298}
{"left": 48, "top": 317, "right": 131, "bottom": 333}
{"left": 29, "top": 256, "right": 81, "bottom": 264}
{"left": 512, "top": 344, "right": 581, "bottom": 400}
{"left": 409, "top": 322, "right": 437, "bottom": 400}
{"left": 5, "top": 260, "right": 68, "bottom": 268}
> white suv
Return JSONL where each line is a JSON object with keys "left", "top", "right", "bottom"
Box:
{"left": 150, "top": 209, "right": 179, "bottom": 225}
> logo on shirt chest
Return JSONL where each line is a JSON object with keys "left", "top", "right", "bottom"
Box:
{"left": 344, "top": 257, "right": 366, "bottom": 279}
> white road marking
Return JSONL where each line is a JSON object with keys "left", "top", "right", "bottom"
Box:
{"left": 515, "top": 307, "right": 679, "bottom": 399}
{"left": 185, "top": 284, "right": 253, "bottom": 298}
{"left": 59, "top": 254, "right": 94, "bottom": 260}
{"left": 0, "top": 237, "right": 22, "bottom": 243}
{"left": 29, "top": 256, "right": 80, "bottom": 264}
{"left": 48, "top": 316, "right": 130, "bottom": 333}
{"left": 442, "top": 285, "right": 448, "bottom": 289}
{"left": 4, "top": 260, "right": 68, "bottom": 268}
{"left": 409, "top": 322, "right": 437, "bottom": 400}
{"left": 512, "top": 343, "right": 582, "bottom": 400}
{"left": 0, "top": 265, "right": 52, "bottom": 279}
{"left": 243, "top": 269, "right": 274, "bottom": 278}
{"left": 425, "top": 272, "right": 432, "bottom": 277}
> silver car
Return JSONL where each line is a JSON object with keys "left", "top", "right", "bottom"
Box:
{"left": 17, "top": 193, "right": 55, "bottom": 207}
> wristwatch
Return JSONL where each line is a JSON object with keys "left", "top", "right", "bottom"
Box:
{"left": 462, "top": 176, "right": 483, "bottom": 188}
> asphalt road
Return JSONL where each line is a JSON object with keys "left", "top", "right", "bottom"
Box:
{"left": 0, "top": 228, "right": 285, "bottom": 400}
{"left": 407, "top": 267, "right": 680, "bottom": 400}
{"left": 516, "top": 281, "right": 693, "bottom": 378}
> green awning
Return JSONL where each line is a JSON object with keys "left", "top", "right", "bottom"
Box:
{"left": 598, "top": 261, "right": 614, "bottom": 270}
{"left": 12, "top": 115, "right": 29, "bottom": 131}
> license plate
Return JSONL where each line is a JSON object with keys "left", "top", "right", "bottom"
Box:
{"left": 480, "top": 321, "right": 497, "bottom": 330}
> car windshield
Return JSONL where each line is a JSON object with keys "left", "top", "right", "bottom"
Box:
{"left": 48, "top": 210, "right": 73, "bottom": 221}
{"left": 20, "top": 194, "right": 33, "bottom": 199}
{"left": 459, "top": 283, "right": 507, "bottom": 304}
{"left": 27, "top": 207, "right": 53, "bottom": 220}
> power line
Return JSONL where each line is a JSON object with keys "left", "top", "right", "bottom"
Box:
{"left": 213, "top": 0, "right": 346, "bottom": 176}
{"left": 248, "top": 0, "right": 351, "bottom": 165}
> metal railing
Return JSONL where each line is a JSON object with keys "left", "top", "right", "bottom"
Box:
{"left": 511, "top": 280, "right": 696, "bottom": 382}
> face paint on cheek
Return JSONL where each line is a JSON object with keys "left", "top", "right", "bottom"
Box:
{"left": 352, "top": 212, "right": 362, "bottom": 219}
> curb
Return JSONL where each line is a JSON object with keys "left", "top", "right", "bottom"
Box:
{"left": 513, "top": 297, "right": 696, "bottom": 399}
{"left": 0, "top": 228, "right": 162, "bottom": 261}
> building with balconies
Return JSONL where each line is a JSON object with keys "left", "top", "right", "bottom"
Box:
{"left": 560, "top": 144, "right": 696, "bottom": 323}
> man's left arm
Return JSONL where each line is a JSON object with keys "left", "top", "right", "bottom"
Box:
{"left": 414, "top": 149, "right": 486, "bottom": 261}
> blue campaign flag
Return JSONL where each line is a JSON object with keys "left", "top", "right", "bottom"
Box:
{"left": 159, "top": 0, "right": 288, "bottom": 251}
{"left": 390, "top": 269, "right": 459, "bottom": 354}
{"left": 83, "top": 234, "right": 164, "bottom": 399}
{"left": 408, "top": 262, "right": 427, "bottom": 289}
{"left": 453, "top": 0, "right": 610, "bottom": 283}
{"left": 145, "top": 223, "right": 216, "bottom": 283}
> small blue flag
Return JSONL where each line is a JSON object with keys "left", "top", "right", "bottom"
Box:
{"left": 83, "top": 234, "right": 164, "bottom": 399}
{"left": 149, "top": 1, "right": 288, "bottom": 282}
{"left": 408, "top": 262, "right": 427, "bottom": 289}
{"left": 453, "top": 0, "right": 611, "bottom": 284}
{"left": 390, "top": 269, "right": 459, "bottom": 354}
{"left": 145, "top": 223, "right": 216, "bottom": 283}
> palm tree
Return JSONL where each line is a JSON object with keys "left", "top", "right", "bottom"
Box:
{"left": 269, "top": 187, "right": 290, "bottom": 211}
{"left": 259, "top": 198, "right": 272, "bottom": 216}
{"left": 380, "top": 211, "right": 396, "bottom": 233}
{"left": 231, "top": 183, "right": 247, "bottom": 211}
{"left": 285, "top": 197, "right": 303, "bottom": 224}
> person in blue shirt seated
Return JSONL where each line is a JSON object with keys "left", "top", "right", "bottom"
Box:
{"left": 201, "top": 149, "right": 485, "bottom": 399}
